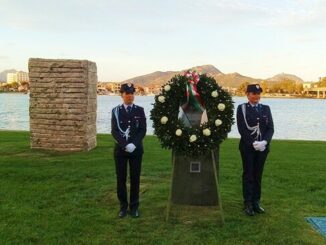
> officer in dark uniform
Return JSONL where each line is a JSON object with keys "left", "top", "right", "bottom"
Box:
{"left": 237, "top": 84, "right": 274, "bottom": 216}
{"left": 111, "top": 83, "right": 147, "bottom": 218}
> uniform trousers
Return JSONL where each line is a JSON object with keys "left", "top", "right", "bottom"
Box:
{"left": 239, "top": 143, "right": 268, "bottom": 205}
{"left": 114, "top": 145, "right": 143, "bottom": 211}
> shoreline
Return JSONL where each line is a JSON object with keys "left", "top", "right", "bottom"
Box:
{"left": 0, "top": 91, "right": 324, "bottom": 99}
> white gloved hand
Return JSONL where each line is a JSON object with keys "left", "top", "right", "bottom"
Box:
{"left": 253, "top": 141, "right": 259, "bottom": 150}
{"left": 125, "top": 143, "right": 136, "bottom": 153}
{"left": 259, "top": 140, "right": 267, "bottom": 151}
{"left": 253, "top": 140, "right": 267, "bottom": 151}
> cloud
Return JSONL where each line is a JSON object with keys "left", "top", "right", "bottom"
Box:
{"left": 258, "top": 0, "right": 326, "bottom": 29}
{"left": 0, "top": 55, "right": 10, "bottom": 60}
{"left": 186, "top": 0, "right": 326, "bottom": 30}
{"left": 1, "top": 0, "right": 325, "bottom": 34}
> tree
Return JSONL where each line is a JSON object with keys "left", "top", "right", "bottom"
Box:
{"left": 9, "top": 82, "right": 19, "bottom": 89}
{"left": 317, "top": 77, "right": 326, "bottom": 87}
{"left": 136, "top": 86, "right": 145, "bottom": 95}
{"left": 260, "top": 80, "right": 268, "bottom": 94}
{"left": 237, "top": 81, "right": 250, "bottom": 95}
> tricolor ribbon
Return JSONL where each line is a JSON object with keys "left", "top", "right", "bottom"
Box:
{"left": 183, "top": 71, "right": 205, "bottom": 112}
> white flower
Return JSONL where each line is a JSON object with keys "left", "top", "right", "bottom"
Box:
{"left": 160, "top": 116, "right": 168, "bottom": 124}
{"left": 211, "top": 91, "right": 218, "bottom": 98}
{"left": 175, "top": 129, "right": 182, "bottom": 136}
{"left": 203, "top": 128, "right": 211, "bottom": 136}
{"left": 189, "top": 135, "right": 197, "bottom": 142}
{"left": 164, "top": 85, "right": 171, "bottom": 91}
{"left": 218, "top": 103, "right": 226, "bottom": 111}
{"left": 215, "top": 119, "right": 222, "bottom": 126}
{"left": 158, "top": 96, "right": 165, "bottom": 103}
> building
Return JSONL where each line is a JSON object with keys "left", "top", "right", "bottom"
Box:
{"left": 105, "top": 82, "right": 121, "bottom": 93}
{"left": 17, "top": 71, "right": 29, "bottom": 83}
{"left": 303, "top": 82, "right": 313, "bottom": 89}
{"left": 6, "top": 73, "right": 17, "bottom": 83}
{"left": 113, "top": 83, "right": 121, "bottom": 93}
{"left": 6, "top": 71, "right": 29, "bottom": 84}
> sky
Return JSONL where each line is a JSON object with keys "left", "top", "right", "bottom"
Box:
{"left": 0, "top": 0, "right": 326, "bottom": 82}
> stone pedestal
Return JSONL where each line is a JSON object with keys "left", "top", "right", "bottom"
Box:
{"left": 28, "top": 58, "right": 97, "bottom": 151}
{"left": 171, "top": 149, "right": 220, "bottom": 206}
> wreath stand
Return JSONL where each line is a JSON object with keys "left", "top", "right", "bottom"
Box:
{"left": 165, "top": 107, "right": 224, "bottom": 224}
{"left": 150, "top": 71, "right": 234, "bottom": 224}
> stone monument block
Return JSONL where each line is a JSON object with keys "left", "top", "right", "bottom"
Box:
{"left": 28, "top": 58, "right": 97, "bottom": 151}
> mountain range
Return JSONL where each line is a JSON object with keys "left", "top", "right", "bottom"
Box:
{"left": 122, "top": 65, "right": 305, "bottom": 88}
{"left": 0, "top": 65, "right": 306, "bottom": 88}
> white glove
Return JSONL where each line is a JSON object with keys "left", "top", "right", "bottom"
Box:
{"left": 253, "top": 141, "right": 259, "bottom": 150}
{"left": 253, "top": 140, "right": 267, "bottom": 151}
{"left": 125, "top": 143, "right": 136, "bottom": 153}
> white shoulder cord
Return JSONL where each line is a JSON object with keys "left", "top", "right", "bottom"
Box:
{"left": 241, "top": 104, "right": 261, "bottom": 141}
{"left": 113, "top": 107, "right": 130, "bottom": 141}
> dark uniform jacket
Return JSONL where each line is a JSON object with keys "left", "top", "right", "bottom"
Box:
{"left": 111, "top": 104, "right": 147, "bottom": 152}
{"left": 237, "top": 103, "right": 274, "bottom": 149}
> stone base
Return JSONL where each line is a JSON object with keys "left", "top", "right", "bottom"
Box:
{"left": 171, "top": 148, "right": 220, "bottom": 206}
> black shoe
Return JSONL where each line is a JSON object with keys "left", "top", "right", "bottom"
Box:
{"left": 118, "top": 209, "right": 128, "bottom": 218}
{"left": 130, "top": 209, "right": 140, "bottom": 218}
{"left": 244, "top": 204, "right": 255, "bottom": 216}
{"left": 253, "top": 204, "right": 265, "bottom": 214}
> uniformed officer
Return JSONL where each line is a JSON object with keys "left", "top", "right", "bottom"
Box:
{"left": 237, "top": 84, "right": 274, "bottom": 216}
{"left": 111, "top": 83, "right": 147, "bottom": 218}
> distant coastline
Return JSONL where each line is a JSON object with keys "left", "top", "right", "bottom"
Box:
{"left": 1, "top": 90, "right": 324, "bottom": 99}
{"left": 2, "top": 64, "right": 326, "bottom": 98}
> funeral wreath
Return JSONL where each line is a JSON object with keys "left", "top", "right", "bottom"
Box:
{"left": 150, "top": 71, "right": 234, "bottom": 156}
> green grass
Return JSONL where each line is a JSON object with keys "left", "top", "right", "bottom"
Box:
{"left": 0, "top": 130, "right": 325, "bottom": 244}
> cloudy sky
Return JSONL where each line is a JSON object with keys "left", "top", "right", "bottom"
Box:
{"left": 0, "top": 0, "right": 325, "bottom": 81}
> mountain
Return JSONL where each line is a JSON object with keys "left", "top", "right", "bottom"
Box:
{"left": 188, "top": 64, "right": 222, "bottom": 75}
{"left": 122, "top": 70, "right": 177, "bottom": 87}
{"left": 121, "top": 65, "right": 223, "bottom": 87}
{"left": 213, "top": 72, "right": 261, "bottom": 88}
{"left": 121, "top": 65, "right": 307, "bottom": 89}
{"left": 266, "top": 73, "right": 304, "bottom": 83}
{"left": 122, "top": 65, "right": 223, "bottom": 87}
{"left": 121, "top": 65, "right": 259, "bottom": 88}
{"left": 0, "top": 69, "right": 17, "bottom": 82}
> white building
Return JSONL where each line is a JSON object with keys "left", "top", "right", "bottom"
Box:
{"left": 6, "top": 73, "right": 17, "bottom": 83}
{"left": 6, "top": 71, "right": 29, "bottom": 84}
{"left": 17, "top": 71, "right": 29, "bottom": 83}
{"left": 303, "top": 82, "right": 313, "bottom": 89}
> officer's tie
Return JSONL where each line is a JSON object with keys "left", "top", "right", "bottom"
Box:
{"left": 127, "top": 106, "right": 132, "bottom": 114}
{"left": 254, "top": 105, "right": 259, "bottom": 112}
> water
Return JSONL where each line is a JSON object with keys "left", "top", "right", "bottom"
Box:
{"left": 1, "top": 93, "right": 325, "bottom": 141}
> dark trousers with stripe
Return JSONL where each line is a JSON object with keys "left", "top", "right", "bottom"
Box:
{"left": 239, "top": 143, "right": 268, "bottom": 205}
{"left": 114, "top": 145, "right": 143, "bottom": 211}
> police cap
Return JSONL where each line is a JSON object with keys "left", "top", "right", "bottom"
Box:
{"left": 246, "top": 84, "right": 263, "bottom": 93}
{"left": 120, "top": 83, "right": 135, "bottom": 94}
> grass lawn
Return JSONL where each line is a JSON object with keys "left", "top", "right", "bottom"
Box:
{"left": 0, "top": 130, "right": 325, "bottom": 244}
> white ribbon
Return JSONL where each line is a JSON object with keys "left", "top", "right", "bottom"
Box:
{"left": 114, "top": 106, "right": 130, "bottom": 141}
{"left": 241, "top": 104, "right": 261, "bottom": 141}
